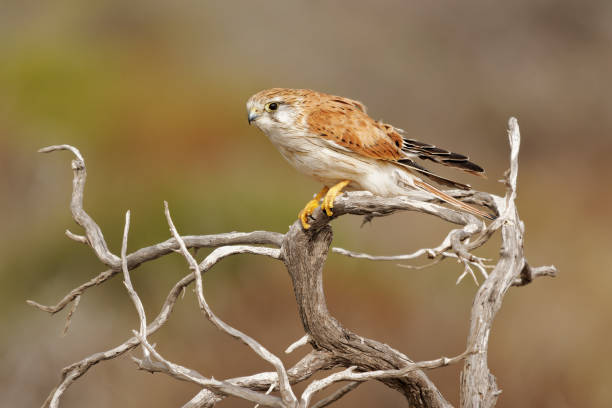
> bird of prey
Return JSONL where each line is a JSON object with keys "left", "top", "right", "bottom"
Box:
{"left": 246, "top": 88, "right": 493, "bottom": 229}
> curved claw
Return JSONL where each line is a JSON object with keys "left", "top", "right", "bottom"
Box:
{"left": 298, "top": 187, "right": 329, "bottom": 229}
{"left": 320, "top": 180, "right": 351, "bottom": 217}
{"left": 298, "top": 199, "right": 319, "bottom": 229}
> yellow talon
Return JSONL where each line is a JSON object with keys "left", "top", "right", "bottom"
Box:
{"left": 298, "top": 187, "right": 329, "bottom": 229}
{"left": 298, "top": 199, "right": 320, "bottom": 229}
{"left": 321, "top": 180, "right": 351, "bottom": 217}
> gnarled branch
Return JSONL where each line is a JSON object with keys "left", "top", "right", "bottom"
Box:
{"left": 34, "top": 117, "right": 556, "bottom": 408}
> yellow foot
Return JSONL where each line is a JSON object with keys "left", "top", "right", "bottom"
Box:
{"left": 298, "top": 187, "right": 329, "bottom": 229}
{"left": 321, "top": 180, "right": 351, "bottom": 217}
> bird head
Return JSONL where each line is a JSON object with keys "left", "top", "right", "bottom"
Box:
{"left": 246, "top": 88, "right": 309, "bottom": 134}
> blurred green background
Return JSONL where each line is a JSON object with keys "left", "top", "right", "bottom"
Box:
{"left": 1, "top": 1, "right": 611, "bottom": 407}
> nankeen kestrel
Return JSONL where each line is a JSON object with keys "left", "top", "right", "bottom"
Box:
{"left": 246, "top": 88, "right": 494, "bottom": 229}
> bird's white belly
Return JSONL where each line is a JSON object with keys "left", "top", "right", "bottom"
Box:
{"left": 271, "top": 134, "right": 414, "bottom": 197}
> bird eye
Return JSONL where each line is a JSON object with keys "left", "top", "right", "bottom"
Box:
{"left": 265, "top": 102, "right": 279, "bottom": 112}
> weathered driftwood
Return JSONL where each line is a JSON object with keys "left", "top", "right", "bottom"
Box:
{"left": 32, "top": 118, "right": 556, "bottom": 408}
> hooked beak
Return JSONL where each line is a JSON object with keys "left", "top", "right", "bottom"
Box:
{"left": 247, "top": 108, "right": 260, "bottom": 125}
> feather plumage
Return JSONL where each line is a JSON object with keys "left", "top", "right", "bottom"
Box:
{"left": 246, "top": 88, "right": 494, "bottom": 222}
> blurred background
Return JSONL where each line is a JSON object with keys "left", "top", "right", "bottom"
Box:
{"left": 1, "top": 1, "right": 611, "bottom": 407}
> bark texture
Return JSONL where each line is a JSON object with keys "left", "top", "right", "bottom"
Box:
{"left": 282, "top": 223, "right": 450, "bottom": 407}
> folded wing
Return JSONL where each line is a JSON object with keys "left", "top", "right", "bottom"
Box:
{"left": 307, "top": 96, "right": 486, "bottom": 187}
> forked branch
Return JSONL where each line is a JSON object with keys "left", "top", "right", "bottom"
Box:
{"left": 33, "top": 117, "right": 556, "bottom": 408}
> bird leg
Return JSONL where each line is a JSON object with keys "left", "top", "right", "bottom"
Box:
{"left": 321, "top": 180, "right": 351, "bottom": 217}
{"left": 298, "top": 186, "right": 329, "bottom": 229}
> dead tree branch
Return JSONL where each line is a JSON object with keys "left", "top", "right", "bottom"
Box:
{"left": 163, "top": 202, "right": 297, "bottom": 407}
{"left": 33, "top": 117, "right": 556, "bottom": 408}
{"left": 459, "top": 118, "right": 558, "bottom": 407}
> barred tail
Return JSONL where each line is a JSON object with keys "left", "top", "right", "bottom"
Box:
{"left": 414, "top": 180, "right": 495, "bottom": 220}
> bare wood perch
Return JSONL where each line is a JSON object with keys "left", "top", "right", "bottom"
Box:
{"left": 33, "top": 118, "right": 556, "bottom": 408}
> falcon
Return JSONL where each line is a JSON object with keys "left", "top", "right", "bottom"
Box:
{"left": 246, "top": 88, "right": 494, "bottom": 229}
